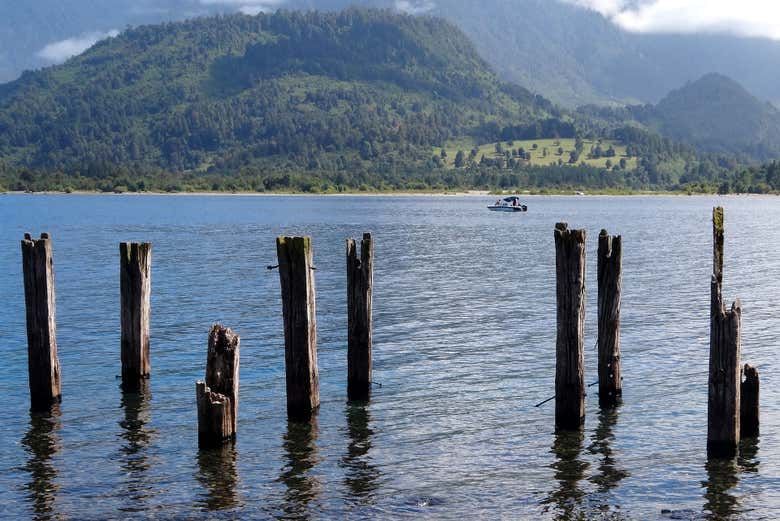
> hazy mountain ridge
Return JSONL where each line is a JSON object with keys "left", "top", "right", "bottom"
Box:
{"left": 580, "top": 73, "right": 780, "bottom": 161}
{"left": 7, "top": 0, "right": 780, "bottom": 110}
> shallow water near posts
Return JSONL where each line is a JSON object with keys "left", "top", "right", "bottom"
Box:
{"left": 1, "top": 193, "right": 780, "bottom": 520}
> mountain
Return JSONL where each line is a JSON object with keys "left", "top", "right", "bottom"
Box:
{"left": 650, "top": 74, "right": 780, "bottom": 159}
{"left": 391, "top": 0, "right": 780, "bottom": 108}
{"left": 7, "top": 1, "right": 780, "bottom": 110}
{"left": 0, "top": 9, "right": 564, "bottom": 181}
{"left": 578, "top": 73, "right": 780, "bottom": 162}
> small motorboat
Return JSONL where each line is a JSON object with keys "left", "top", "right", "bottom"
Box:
{"left": 488, "top": 196, "right": 528, "bottom": 212}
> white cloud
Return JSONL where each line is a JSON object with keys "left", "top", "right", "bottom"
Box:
{"left": 37, "top": 30, "right": 120, "bottom": 63}
{"left": 198, "top": 0, "right": 287, "bottom": 16}
{"left": 395, "top": 1, "right": 436, "bottom": 15}
{"left": 563, "top": 0, "right": 780, "bottom": 40}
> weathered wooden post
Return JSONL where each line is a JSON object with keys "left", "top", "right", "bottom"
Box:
{"left": 347, "top": 233, "right": 374, "bottom": 402}
{"left": 554, "top": 223, "right": 586, "bottom": 430}
{"left": 597, "top": 230, "right": 622, "bottom": 408}
{"left": 21, "top": 233, "right": 61, "bottom": 411}
{"left": 120, "top": 242, "right": 152, "bottom": 389}
{"left": 196, "top": 325, "right": 240, "bottom": 448}
{"left": 277, "top": 236, "right": 320, "bottom": 420}
{"left": 708, "top": 207, "right": 742, "bottom": 458}
{"left": 741, "top": 364, "right": 759, "bottom": 438}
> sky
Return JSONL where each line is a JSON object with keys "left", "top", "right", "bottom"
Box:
{"left": 565, "top": 0, "right": 780, "bottom": 40}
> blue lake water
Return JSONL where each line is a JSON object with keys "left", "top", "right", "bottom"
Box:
{"left": 1, "top": 193, "right": 779, "bottom": 520}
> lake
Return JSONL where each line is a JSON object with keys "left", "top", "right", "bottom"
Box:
{"left": 1, "top": 193, "right": 779, "bottom": 520}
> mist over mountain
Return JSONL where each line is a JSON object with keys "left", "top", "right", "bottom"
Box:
{"left": 6, "top": 0, "right": 780, "bottom": 110}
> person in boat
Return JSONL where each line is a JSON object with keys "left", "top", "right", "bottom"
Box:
{"left": 495, "top": 199, "right": 501, "bottom": 206}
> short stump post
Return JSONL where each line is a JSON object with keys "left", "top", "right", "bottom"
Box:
{"left": 741, "top": 364, "right": 759, "bottom": 438}
{"left": 197, "top": 325, "right": 240, "bottom": 448}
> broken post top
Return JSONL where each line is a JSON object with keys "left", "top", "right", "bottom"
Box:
{"left": 347, "top": 233, "right": 373, "bottom": 262}
{"left": 22, "top": 232, "right": 50, "bottom": 244}
{"left": 554, "top": 222, "right": 586, "bottom": 242}
{"left": 120, "top": 242, "right": 152, "bottom": 261}
{"left": 712, "top": 207, "right": 724, "bottom": 284}
{"left": 277, "top": 236, "right": 312, "bottom": 255}
{"left": 598, "top": 230, "right": 622, "bottom": 257}
{"left": 206, "top": 324, "right": 240, "bottom": 395}
{"left": 208, "top": 324, "right": 240, "bottom": 361}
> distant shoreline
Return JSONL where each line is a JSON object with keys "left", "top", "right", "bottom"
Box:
{"left": 1, "top": 190, "right": 766, "bottom": 197}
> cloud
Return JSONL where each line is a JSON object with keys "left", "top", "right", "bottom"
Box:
{"left": 37, "top": 30, "right": 120, "bottom": 63}
{"left": 198, "top": 0, "right": 287, "bottom": 16}
{"left": 563, "top": 0, "right": 780, "bottom": 40}
{"left": 394, "top": 1, "right": 436, "bottom": 15}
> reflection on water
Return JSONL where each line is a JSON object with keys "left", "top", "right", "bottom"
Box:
{"left": 703, "top": 458, "right": 740, "bottom": 520}
{"left": 22, "top": 405, "right": 61, "bottom": 520}
{"left": 118, "top": 381, "right": 155, "bottom": 512}
{"left": 542, "top": 430, "right": 588, "bottom": 520}
{"left": 589, "top": 407, "right": 629, "bottom": 494}
{"left": 196, "top": 443, "right": 241, "bottom": 511}
{"left": 341, "top": 403, "right": 380, "bottom": 501}
{"left": 279, "top": 419, "right": 321, "bottom": 518}
{"left": 738, "top": 437, "right": 760, "bottom": 474}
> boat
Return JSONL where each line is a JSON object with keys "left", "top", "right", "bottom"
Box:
{"left": 488, "top": 196, "right": 528, "bottom": 212}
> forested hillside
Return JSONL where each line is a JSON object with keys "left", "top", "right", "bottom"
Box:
{"left": 0, "top": 9, "right": 754, "bottom": 194}
{"left": 579, "top": 74, "right": 780, "bottom": 162}
{"left": 0, "top": 10, "right": 560, "bottom": 168}
{"left": 0, "top": 9, "right": 577, "bottom": 189}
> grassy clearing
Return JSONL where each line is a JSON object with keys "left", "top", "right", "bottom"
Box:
{"left": 435, "top": 138, "right": 638, "bottom": 170}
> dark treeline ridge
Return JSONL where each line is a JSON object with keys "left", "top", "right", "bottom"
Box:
{"left": 3, "top": 156, "right": 777, "bottom": 194}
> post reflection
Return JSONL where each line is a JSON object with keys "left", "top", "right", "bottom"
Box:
{"left": 543, "top": 429, "right": 588, "bottom": 520}
{"left": 279, "top": 418, "right": 321, "bottom": 518}
{"left": 738, "top": 437, "right": 759, "bottom": 474}
{"left": 588, "top": 406, "right": 629, "bottom": 494}
{"left": 342, "top": 403, "right": 380, "bottom": 501}
{"left": 22, "top": 405, "right": 61, "bottom": 521}
{"left": 703, "top": 457, "right": 740, "bottom": 520}
{"left": 118, "top": 381, "right": 155, "bottom": 512}
{"left": 196, "top": 442, "right": 241, "bottom": 511}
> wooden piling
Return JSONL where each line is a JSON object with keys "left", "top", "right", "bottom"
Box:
{"left": 197, "top": 325, "right": 240, "bottom": 448}
{"left": 120, "top": 242, "right": 152, "bottom": 388}
{"left": 276, "top": 236, "right": 320, "bottom": 420}
{"left": 741, "top": 364, "right": 759, "bottom": 438}
{"left": 708, "top": 207, "right": 742, "bottom": 458}
{"left": 597, "top": 230, "right": 622, "bottom": 408}
{"left": 554, "top": 223, "right": 586, "bottom": 431}
{"left": 347, "top": 233, "right": 374, "bottom": 402}
{"left": 21, "top": 233, "right": 61, "bottom": 411}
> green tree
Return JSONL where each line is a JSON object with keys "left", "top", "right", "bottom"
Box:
{"left": 454, "top": 150, "right": 466, "bottom": 168}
